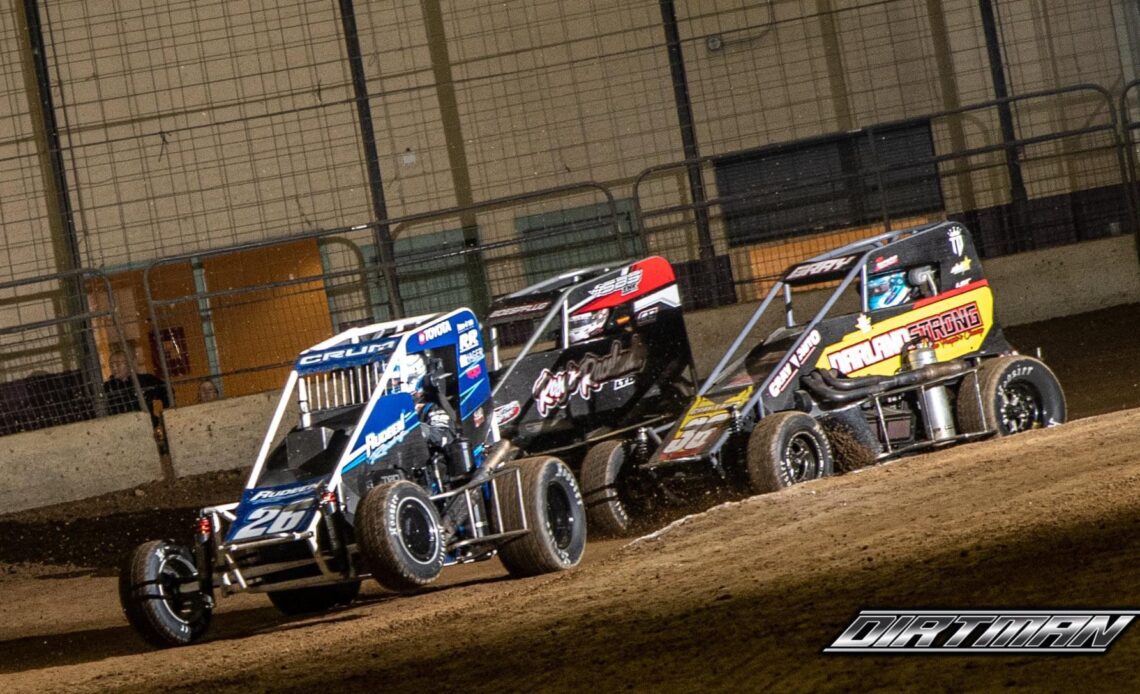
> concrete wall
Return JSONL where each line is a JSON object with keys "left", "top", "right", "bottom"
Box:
{"left": 164, "top": 390, "right": 298, "bottom": 479}
{"left": 0, "top": 412, "right": 164, "bottom": 514}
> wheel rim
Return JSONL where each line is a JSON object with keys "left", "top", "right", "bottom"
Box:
{"left": 396, "top": 497, "right": 439, "bottom": 563}
{"left": 157, "top": 550, "right": 205, "bottom": 624}
{"left": 782, "top": 432, "right": 821, "bottom": 484}
{"left": 999, "top": 381, "right": 1043, "bottom": 433}
{"left": 545, "top": 482, "right": 575, "bottom": 550}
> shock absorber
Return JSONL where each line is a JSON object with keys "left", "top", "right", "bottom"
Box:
{"left": 634, "top": 427, "right": 651, "bottom": 464}
{"left": 906, "top": 339, "right": 957, "bottom": 441}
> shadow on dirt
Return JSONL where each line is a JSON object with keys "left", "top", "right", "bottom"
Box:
{"left": 0, "top": 507, "right": 202, "bottom": 570}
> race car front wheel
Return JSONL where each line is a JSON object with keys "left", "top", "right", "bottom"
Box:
{"left": 267, "top": 581, "right": 361, "bottom": 616}
{"left": 745, "top": 411, "right": 834, "bottom": 494}
{"left": 498, "top": 457, "right": 587, "bottom": 577}
{"left": 357, "top": 481, "right": 445, "bottom": 592}
{"left": 580, "top": 439, "right": 640, "bottom": 537}
{"left": 957, "top": 355, "right": 1066, "bottom": 435}
{"left": 119, "top": 539, "right": 212, "bottom": 648}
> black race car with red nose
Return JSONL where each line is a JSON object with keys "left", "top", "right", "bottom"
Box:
{"left": 484, "top": 256, "right": 696, "bottom": 533}
{"left": 582, "top": 221, "right": 1066, "bottom": 534}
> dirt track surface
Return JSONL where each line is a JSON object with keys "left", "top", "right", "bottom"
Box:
{"left": 3, "top": 303, "right": 1140, "bottom": 692}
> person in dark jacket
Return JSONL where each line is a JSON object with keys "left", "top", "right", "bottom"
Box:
{"left": 103, "top": 349, "right": 169, "bottom": 425}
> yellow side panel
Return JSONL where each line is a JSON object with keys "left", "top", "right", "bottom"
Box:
{"left": 815, "top": 283, "right": 995, "bottom": 377}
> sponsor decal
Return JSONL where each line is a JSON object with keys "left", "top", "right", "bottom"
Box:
{"left": 456, "top": 318, "right": 476, "bottom": 332}
{"left": 636, "top": 305, "right": 660, "bottom": 325}
{"left": 784, "top": 255, "right": 860, "bottom": 282}
{"left": 826, "top": 610, "right": 1137, "bottom": 653}
{"left": 417, "top": 321, "right": 452, "bottom": 344}
{"left": 612, "top": 375, "right": 636, "bottom": 391}
{"left": 532, "top": 339, "right": 647, "bottom": 417}
{"left": 493, "top": 400, "right": 521, "bottom": 426}
{"left": 365, "top": 416, "right": 407, "bottom": 461}
{"left": 297, "top": 340, "right": 394, "bottom": 367}
{"left": 955, "top": 278, "right": 972, "bottom": 288}
{"left": 459, "top": 328, "right": 480, "bottom": 351}
{"left": 856, "top": 314, "right": 872, "bottom": 333}
{"left": 827, "top": 303, "right": 983, "bottom": 374}
{"left": 951, "top": 256, "right": 972, "bottom": 275}
{"left": 874, "top": 254, "right": 899, "bottom": 271}
{"left": 948, "top": 226, "right": 966, "bottom": 256}
{"left": 488, "top": 301, "right": 552, "bottom": 320}
{"left": 250, "top": 481, "right": 323, "bottom": 502}
{"left": 464, "top": 363, "right": 483, "bottom": 380}
{"left": 459, "top": 347, "right": 485, "bottom": 368}
{"left": 588, "top": 268, "right": 643, "bottom": 299}
{"left": 473, "top": 406, "right": 485, "bottom": 428}
{"left": 767, "top": 330, "right": 822, "bottom": 398}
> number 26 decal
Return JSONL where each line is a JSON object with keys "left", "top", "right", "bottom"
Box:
{"left": 231, "top": 505, "right": 311, "bottom": 540}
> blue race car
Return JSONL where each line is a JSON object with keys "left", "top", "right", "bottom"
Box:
{"left": 119, "top": 308, "right": 586, "bottom": 647}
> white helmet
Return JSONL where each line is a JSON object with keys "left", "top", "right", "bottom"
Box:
{"left": 396, "top": 353, "right": 427, "bottom": 394}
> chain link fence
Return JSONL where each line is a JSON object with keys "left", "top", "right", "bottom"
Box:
{"left": 2, "top": 0, "right": 1139, "bottom": 434}
{"left": 0, "top": 269, "right": 148, "bottom": 435}
{"left": 143, "top": 183, "right": 635, "bottom": 405}
{"left": 634, "top": 84, "right": 1134, "bottom": 305}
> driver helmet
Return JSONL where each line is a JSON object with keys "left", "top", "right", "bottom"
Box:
{"left": 866, "top": 270, "right": 912, "bottom": 310}
{"left": 394, "top": 352, "right": 427, "bottom": 395}
{"left": 567, "top": 308, "right": 610, "bottom": 344}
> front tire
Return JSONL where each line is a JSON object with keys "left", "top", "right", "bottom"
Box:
{"left": 119, "top": 540, "right": 212, "bottom": 648}
{"left": 580, "top": 439, "right": 639, "bottom": 537}
{"left": 957, "top": 355, "right": 1066, "bottom": 435}
{"left": 267, "top": 581, "right": 362, "bottom": 616}
{"left": 357, "top": 481, "right": 445, "bottom": 592}
{"left": 745, "top": 411, "right": 834, "bottom": 494}
{"left": 498, "top": 457, "right": 587, "bottom": 578}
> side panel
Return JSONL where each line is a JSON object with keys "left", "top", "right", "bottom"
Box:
{"left": 816, "top": 281, "right": 996, "bottom": 377}
{"left": 652, "top": 387, "right": 753, "bottom": 464}
{"left": 495, "top": 257, "right": 694, "bottom": 454}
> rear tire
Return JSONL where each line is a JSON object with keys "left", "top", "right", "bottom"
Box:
{"left": 357, "top": 481, "right": 445, "bottom": 592}
{"left": 498, "top": 457, "right": 587, "bottom": 577}
{"left": 119, "top": 540, "right": 212, "bottom": 648}
{"left": 957, "top": 355, "right": 1066, "bottom": 435}
{"left": 745, "top": 412, "right": 833, "bottom": 494}
{"left": 267, "top": 581, "right": 361, "bottom": 616}
{"left": 580, "top": 439, "right": 638, "bottom": 537}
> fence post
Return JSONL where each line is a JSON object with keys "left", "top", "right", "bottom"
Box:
{"left": 335, "top": 0, "right": 404, "bottom": 319}
{"left": 17, "top": 0, "right": 105, "bottom": 409}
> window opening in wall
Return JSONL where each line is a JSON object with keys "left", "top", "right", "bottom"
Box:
{"left": 714, "top": 121, "right": 944, "bottom": 247}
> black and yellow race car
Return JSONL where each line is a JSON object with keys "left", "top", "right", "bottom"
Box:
{"left": 583, "top": 220, "right": 1066, "bottom": 534}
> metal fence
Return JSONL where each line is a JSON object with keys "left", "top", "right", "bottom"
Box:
{"left": 126, "top": 84, "right": 1140, "bottom": 408}
{"left": 142, "top": 183, "right": 636, "bottom": 405}
{"left": 0, "top": 269, "right": 147, "bottom": 435}
{"left": 634, "top": 84, "right": 1134, "bottom": 304}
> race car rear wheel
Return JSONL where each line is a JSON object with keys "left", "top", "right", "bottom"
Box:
{"left": 498, "top": 456, "right": 587, "bottom": 577}
{"left": 267, "top": 581, "right": 361, "bottom": 616}
{"left": 119, "top": 539, "right": 212, "bottom": 648}
{"left": 580, "top": 439, "right": 640, "bottom": 537}
{"left": 357, "top": 481, "right": 445, "bottom": 592}
{"left": 957, "top": 355, "right": 1066, "bottom": 435}
{"left": 745, "top": 411, "right": 834, "bottom": 494}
